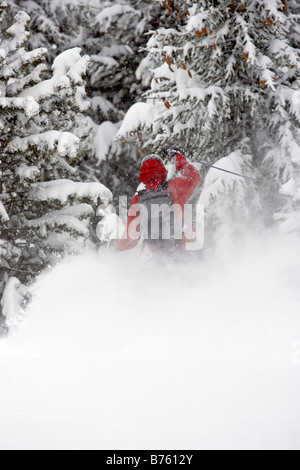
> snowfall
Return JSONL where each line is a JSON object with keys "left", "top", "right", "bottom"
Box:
{"left": 0, "top": 229, "right": 300, "bottom": 450}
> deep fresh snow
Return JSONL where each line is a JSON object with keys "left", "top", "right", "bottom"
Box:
{"left": 0, "top": 231, "right": 300, "bottom": 450}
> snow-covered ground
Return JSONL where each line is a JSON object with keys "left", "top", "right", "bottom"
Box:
{"left": 0, "top": 231, "right": 300, "bottom": 450}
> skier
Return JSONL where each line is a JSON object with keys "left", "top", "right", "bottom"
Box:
{"left": 116, "top": 147, "right": 201, "bottom": 254}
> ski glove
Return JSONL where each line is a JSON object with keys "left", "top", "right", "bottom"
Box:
{"left": 164, "top": 146, "right": 183, "bottom": 161}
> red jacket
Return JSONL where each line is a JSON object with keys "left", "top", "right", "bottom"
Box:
{"left": 116, "top": 153, "right": 200, "bottom": 251}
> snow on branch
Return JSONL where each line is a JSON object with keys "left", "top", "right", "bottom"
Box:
{"left": 186, "top": 11, "right": 209, "bottom": 33}
{"left": 117, "top": 102, "right": 163, "bottom": 142}
{"left": 21, "top": 48, "right": 90, "bottom": 102}
{"left": 2, "top": 12, "right": 31, "bottom": 53}
{"left": 42, "top": 232, "right": 86, "bottom": 254}
{"left": 1, "top": 48, "right": 48, "bottom": 80}
{"left": 94, "top": 121, "right": 118, "bottom": 162}
{"left": 6, "top": 64, "right": 48, "bottom": 96}
{"left": 75, "top": 86, "right": 90, "bottom": 113}
{"left": 0, "top": 200, "right": 9, "bottom": 222}
{"left": 29, "top": 180, "right": 113, "bottom": 206}
{"left": 22, "top": 210, "right": 91, "bottom": 240}
{"left": 280, "top": 156, "right": 300, "bottom": 202}
{"left": 58, "top": 204, "right": 95, "bottom": 220}
{"left": 0, "top": 96, "right": 39, "bottom": 118}
{"left": 7, "top": 131, "right": 80, "bottom": 160}
{"left": 94, "top": 5, "right": 138, "bottom": 32}
{"left": 16, "top": 164, "right": 40, "bottom": 182}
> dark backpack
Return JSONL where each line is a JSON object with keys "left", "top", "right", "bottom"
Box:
{"left": 138, "top": 183, "right": 182, "bottom": 250}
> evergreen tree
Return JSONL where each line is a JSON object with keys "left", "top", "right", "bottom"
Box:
{"left": 12, "top": 0, "right": 166, "bottom": 115}
{"left": 11, "top": 0, "right": 169, "bottom": 204}
{"left": 118, "top": 0, "right": 300, "bottom": 233}
{"left": 10, "top": 0, "right": 96, "bottom": 63}
{"left": 0, "top": 4, "right": 112, "bottom": 320}
{"left": 77, "top": 0, "right": 170, "bottom": 203}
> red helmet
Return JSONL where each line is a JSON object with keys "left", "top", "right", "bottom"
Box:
{"left": 140, "top": 155, "right": 167, "bottom": 185}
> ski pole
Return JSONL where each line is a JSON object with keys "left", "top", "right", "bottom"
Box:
{"left": 193, "top": 160, "right": 258, "bottom": 182}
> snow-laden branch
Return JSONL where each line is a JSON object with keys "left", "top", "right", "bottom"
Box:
{"left": 0, "top": 96, "right": 39, "bottom": 118}
{"left": 22, "top": 210, "right": 91, "bottom": 240}
{"left": 2, "top": 11, "right": 30, "bottom": 53}
{"left": 7, "top": 131, "right": 80, "bottom": 160}
{"left": 29, "top": 180, "right": 113, "bottom": 206}
{"left": 94, "top": 4, "right": 138, "bottom": 32}
{"left": 21, "top": 48, "right": 90, "bottom": 102}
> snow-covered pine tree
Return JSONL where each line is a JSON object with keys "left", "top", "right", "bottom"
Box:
{"left": 78, "top": 0, "right": 148, "bottom": 205}
{"left": 80, "top": 0, "right": 170, "bottom": 204}
{"left": 0, "top": 5, "right": 112, "bottom": 321}
{"left": 12, "top": 0, "right": 169, "bottom": 204}
{"left": 13, "top": 0, "right": 166, "bottom": 117}
{"left": 9, "top": 0, "right": 96, "bottom": 63}
{"left": 118, "top": 0, "right": 300, "bottom": 236}
{"left": 273, "top": 1, "right": 300, "bottom": 234}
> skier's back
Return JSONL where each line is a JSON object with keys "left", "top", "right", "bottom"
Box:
{"left": 116, "top": 147, "right": 201, "bottom": 253}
